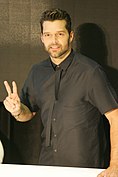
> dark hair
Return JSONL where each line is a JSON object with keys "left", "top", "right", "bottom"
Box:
{"left": 40, "top": 8, "right": 72, "bottom": 34}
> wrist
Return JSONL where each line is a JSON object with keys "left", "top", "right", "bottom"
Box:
{"left": 110, "top": 161, "right": 118, "bottom": 167}
{"left": 11, "top": 109, "right": 23, "bottom": 118}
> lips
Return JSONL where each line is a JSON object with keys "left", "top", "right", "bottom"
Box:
{"left": 51, "top": 45, "right": 60, "bottom": 49}
{"left": 50, "top": 45, "right": 60, "bottom": 50}
{"left": 51, "top": 47, "right": 59, "bottom": 49}
{"left": 49, "top": 46, "right": 60, "bottom": 52}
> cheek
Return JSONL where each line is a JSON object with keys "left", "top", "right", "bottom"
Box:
{"left": 59, "top": 38, "right": 69, "bottom": 45}
{"left": 62, "top": 39, "right": 70, "bottom": 47}
{"left": 42, "top": 40, "right": 50, "bottom": 47}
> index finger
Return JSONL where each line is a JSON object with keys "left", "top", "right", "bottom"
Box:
{"left": 4, "top": 81, "right": 12, "bottom": 96}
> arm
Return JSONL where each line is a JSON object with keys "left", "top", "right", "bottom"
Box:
{"left": 98, "top": 108, "right": 118, "bottom": 177}
{"left": 3, "top": 81, "right": 36, "bottom": 122}
{"left": 105, "top": 109, "right": 118, "bottom": 167}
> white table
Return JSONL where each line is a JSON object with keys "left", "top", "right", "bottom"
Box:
{"left": 0, "top": 141, "right": 4, "bottom": 163}
{"left": 0, "top": 164, "right": 104, "bottom": 177}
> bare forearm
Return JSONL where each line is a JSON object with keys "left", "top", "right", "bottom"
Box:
{"left": 109, "top": 125, "right": 118, "bottom": 167}
{"left": 105, "top": 109, "right": 118, "bottom": 167}
{"left": 97, "top": 110, "right": 118, "bottom": 177}
{"left": 11, "top": 103, "right": 36, "bottom": 122}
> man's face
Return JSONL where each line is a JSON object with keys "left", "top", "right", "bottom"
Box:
{"left": 41, "top": 20, "right": 74, "bottom": 61}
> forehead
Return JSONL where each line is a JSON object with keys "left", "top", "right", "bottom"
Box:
{"left": 42, "top": 20, "right": 67, "bottom": 33}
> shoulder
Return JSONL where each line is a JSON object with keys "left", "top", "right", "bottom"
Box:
{"left": 24, "top": 58, "right": 51, "bottom": 81}
{"left": 72, "top": 52, "right": 110, "bottom": 84}
{"left": 30, "top": 58, "right": 51, "bottom": 73}
{"left": 74, "top": 52, "right": 100, "bottom": 69}
{"left": 32, "top": 58, "right": 50, "bottom": 69}
{"left": 73, "top": 51, "right": 102, "bottom": 74}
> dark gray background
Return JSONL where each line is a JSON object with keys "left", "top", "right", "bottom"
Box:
{"left": 0, "top": 0, "right": 118, "bottom": 100}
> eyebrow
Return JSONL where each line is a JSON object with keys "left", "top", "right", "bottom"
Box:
{"left": 43, "top": 30, "right": 66, "bottom": 34}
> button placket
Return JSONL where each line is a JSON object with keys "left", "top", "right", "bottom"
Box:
{"left": 52, "top": 118, "right": 58, "bottom": 153}
{"left": 51, "top": 101, "right": 58, "bottom": 155}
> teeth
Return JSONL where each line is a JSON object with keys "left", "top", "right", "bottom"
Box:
{"left": 51, "top": 46, "right": 59, "bottom": 49}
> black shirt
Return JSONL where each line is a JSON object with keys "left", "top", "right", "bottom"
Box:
{"left": 20, "top": 50, "right": 118, "bottom": 168}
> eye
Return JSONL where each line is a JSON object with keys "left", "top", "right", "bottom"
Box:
{"left": 58, "top": 32, "right": 65, "bottom": 36}
{"left": 43, "top": 33, "right": 51, "bottom": 38}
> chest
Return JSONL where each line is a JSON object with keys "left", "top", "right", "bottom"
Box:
{"left": 33, "top": 67, "right": 89, "bottom": 107}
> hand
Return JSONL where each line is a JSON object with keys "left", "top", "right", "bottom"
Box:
{"left": 3, "top": 81, "right": 21, "bottom": 116}
{"left": 97, "top": 166, "right": 118, "bottom": 177}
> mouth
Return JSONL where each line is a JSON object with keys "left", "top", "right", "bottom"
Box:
{"left": 50, "top": 45, "right": 60, "bottom": 50}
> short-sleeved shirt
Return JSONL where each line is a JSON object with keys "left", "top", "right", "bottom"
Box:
{"left": 20, "top": 50, "right": 118, "bottom": 168}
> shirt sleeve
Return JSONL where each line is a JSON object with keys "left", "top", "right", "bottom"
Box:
{"left": 87, "top": 66, "right": 118, "bottom": 114}
{"left": 20, "top": 66, "right": 39, "bottom": 112}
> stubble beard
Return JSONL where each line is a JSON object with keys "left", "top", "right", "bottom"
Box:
{"left": 45, "top": 39, "right": 71, "bottom": 60}
{"left": 48, "top": 48, "right": 69, "bottom": 59}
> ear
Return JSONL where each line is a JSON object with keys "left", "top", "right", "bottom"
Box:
{"left": 40, "top": 33, "right": 44, "bottom": 43}
{"left": 69, "top": 31, "right": 74, "bottom": 42}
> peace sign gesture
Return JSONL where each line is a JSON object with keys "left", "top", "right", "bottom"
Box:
{"left": 3, "top": 81, "right": 21, "bottom": 117}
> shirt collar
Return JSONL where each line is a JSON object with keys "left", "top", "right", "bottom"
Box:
{"left": 50, "top": 49, "right": 75, "bottom": 71}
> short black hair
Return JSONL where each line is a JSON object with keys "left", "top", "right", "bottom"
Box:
{"left": 40, "top": 8, "right": 72, "bottom": 34}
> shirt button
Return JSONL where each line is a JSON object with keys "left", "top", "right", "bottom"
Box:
{"left": 54, "top": 134, "right": 57, "bottom": 138}
{"left": 53, "top": 118, "right": 56, "bottom": 121}
{"left": 54, "top": 149, "right": 57, "bottom": 153}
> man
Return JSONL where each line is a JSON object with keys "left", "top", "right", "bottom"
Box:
{"left": 3, "top": 8, "right": 118, "bottom": 176}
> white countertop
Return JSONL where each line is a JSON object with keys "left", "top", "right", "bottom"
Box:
{"left": 0, "top": 164, "right": 104, "bottom": 177}
{"left": 0, "top": 141, "right": 4, "bottom": 163}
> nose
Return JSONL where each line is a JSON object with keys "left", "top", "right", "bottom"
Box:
{"left": 51, "top": 34, "right": 58, "bottom": 44}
